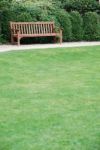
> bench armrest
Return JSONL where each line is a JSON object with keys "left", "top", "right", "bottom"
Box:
{"left": 11, "top": 29, "right": 20, "bottom": 34}
{"left": 53, "top": 27, "right": 62, "bottom": 34}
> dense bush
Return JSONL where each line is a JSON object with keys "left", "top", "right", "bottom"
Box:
{"left": 83, "top": 12, "right": 100, "bottom": 40}
{"left": 56, "top": 10, "right": 72, "bottom": 41}
{"left": 0, "top": 0, "right": 100, "bottom": 43}
{"left": 1, "top": 10, "right": 13, "bottom": 40}
{"left": 63, "top": 0, "right": 100, "bottom": 14}
{"left": 0, "top": 34, "right": 7, "bottom": 44}
{"left": 16, "top": 12, "right": 33, "bottom": 22}
{"left": 70, "top": 11, "right": 83, "bottom": 41}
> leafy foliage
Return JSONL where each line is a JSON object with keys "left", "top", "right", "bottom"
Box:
{"left": 63, "top": 0, "right": 100, "bottom": 14}
{"left": 70, "top": 11, "right": 83, "bottom": 41}
{"left": 0, "top": 0, "right": 100, "bottom": 43}
{"left": 83, "top": 12, "right": 100, "bottom": 40}
{"left": 56, "top": 10, "right": 72, "bottom": 41}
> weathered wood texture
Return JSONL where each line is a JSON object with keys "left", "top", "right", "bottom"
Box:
{"left": 10, "top": 22, "right": 62, "bottom": 45}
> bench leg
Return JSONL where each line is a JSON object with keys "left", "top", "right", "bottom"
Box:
{"left": 17, "top": 37, "right": 20, "bottom": 46}
{"left": 54, "top": 36, "right": 56, "bottom": 43}
{"left": 60, "top": 35, "right": 62, "bottom": 44}
{"left": 11, "top": 35, "right": 14, "bottom": 45}
{"left": 59, "top": 30, "right": 62, "bottom": 44}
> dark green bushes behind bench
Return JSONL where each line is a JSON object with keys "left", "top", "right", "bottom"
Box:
{"left": 83, "top": 12, "right": 100, "bottom": 40}
{"left": 0, "top": 0, "right": 100, "bottom": 43}
{"left": 70, "top": 11, "right": 83, "bottom": 41}
{"left": 63, "top": 0, "right": 100, "bottom": 14}
{"left": 56, "top": 10, "right": 72, "bottom": 41}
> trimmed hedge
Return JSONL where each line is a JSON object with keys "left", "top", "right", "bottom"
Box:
{"left": 63, "top": 0, "right": 100, "bottom": 14}
{"left": 56, "top": 10, "right": 72, "bottom": 41}
{"left": 83, "top": 12, "right": 100, "bottom": 41}
{"left": 1, "top": 10, "right": 13, "bottom": 40}
{"left": 0, "top": 0, "right": 100, "bottom": 43}
{"left": 70, "top": 11, "right": 83, "bottom": 41}
{"left": 16, "top": 12, "right": 33, "bottom": 22}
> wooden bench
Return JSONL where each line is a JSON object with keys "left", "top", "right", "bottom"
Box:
{"left": 10, "top": 22, "right": 62, "bottom": 45}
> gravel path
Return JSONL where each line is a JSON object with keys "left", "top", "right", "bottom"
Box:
{"left": 0, "top": 41, "right": 100, "bottom": 52}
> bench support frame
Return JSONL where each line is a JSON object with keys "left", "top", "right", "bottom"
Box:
{"left": 10, "top": 22, "right": 62, "bottom": 45}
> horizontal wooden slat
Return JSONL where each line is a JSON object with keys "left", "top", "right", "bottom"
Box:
{"left": 13, "top": 33, "right": 57, "bottom": 37}
{"left": 10, "top": 22, "right": 54, "bottom": 25}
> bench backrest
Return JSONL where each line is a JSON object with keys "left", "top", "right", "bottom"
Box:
{"left": 10, "top": 22, "right": 55, "bottom": 35}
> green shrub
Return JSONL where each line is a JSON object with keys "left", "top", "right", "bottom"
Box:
{"left": 83, "top": 12, "right": 100, "bottom": 40}
{"left": 70, "top": 11, "right": 83, "bottom": 41}
{"left": 16, "top": 12, "right": 33, "bottom": 22}
{"left": 0, "top": 0, "right": 100, "bottom": 43}
{"left": 56, "top": 10, "right": 72, "bottom": 41}
{"left": 63, "top": 0, "right": 99, "bottom": 14}
{"left": 0, "top": 34, "right": 7, "bottom": 44}
{"left": 1, "top": 10, "right": 13, "bottom": 40}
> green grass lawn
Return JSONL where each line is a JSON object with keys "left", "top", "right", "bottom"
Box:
{"left": 0, "top": 46, "right": 100, "bottom": 150}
